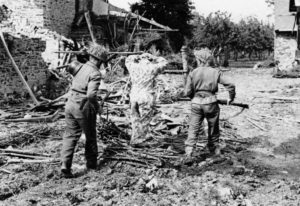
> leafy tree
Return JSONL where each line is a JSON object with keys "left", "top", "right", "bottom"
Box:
{"left": 189, "top": 11, "right": 235, "bottom": 66}
{"left": 265, "top": 0, "right": 274, "bottom": 7}
{"left": 130, "top": 0, "right": 194, "bottom": 52}
{"left": 189, "top": 12, "right": 274, "bottom": 62}
{"left": 190, "top": 11, "right": 234, "bottom": 53}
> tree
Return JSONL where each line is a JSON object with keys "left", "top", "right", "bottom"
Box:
{"left": 189, "top": 11, "right": 235, "bottom": 65}
{"left": 265, "top": 0, "right": 274, "bottom": 7}
{"left": 190, "top": 12, "right": 274, "bottom": 62}
{"left": 130, "top": 0, "right": 194, "bottom": 52}
{"left": 190, "top": 11, "right": 234, "bottom": 51}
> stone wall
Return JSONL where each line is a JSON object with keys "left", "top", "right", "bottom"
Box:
{"left": 275, "top": 33, "right": 297, "bottom": 71}
{"left": 0, "top": 0, "right": 75, "bottom": 36}
{"left": 0, "top": 0, "right": 75, "bottom": 98}
{"left": 0, "top": 34, "right": 47, "bottom": 97}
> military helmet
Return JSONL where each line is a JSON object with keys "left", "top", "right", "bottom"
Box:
{"left": 87, "top": 43, "right": 108, "bottom": 62}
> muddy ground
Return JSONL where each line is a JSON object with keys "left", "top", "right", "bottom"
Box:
{"left": 0, "top": 68, "right": 299, "bottom": 206}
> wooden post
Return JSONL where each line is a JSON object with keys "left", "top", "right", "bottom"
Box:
{"left": 297, "top": 8, "right": 300, "bottom": 50}
{"left": 181, "top": 46, "right": 188, "bottom": 86}
{"left": 0, "top": 32, "right": 39, "bottom": 105}
{"left": 84, "top": 11, "right": 97, "bottom": 43}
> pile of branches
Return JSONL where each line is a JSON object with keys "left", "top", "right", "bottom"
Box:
{"left": 97, "top": 118, "right": 245, "bottom": 168}
{"left": 97, "top": 119, "right": 184, "bottom": 167}
{"left": 0, "top": 125, "right": 55, "bottom": 148}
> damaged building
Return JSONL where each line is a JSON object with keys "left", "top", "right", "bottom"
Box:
{"left": 0, "top": 0, "right": 174, "bottom": 99}
{"left": 275, "top": 0, "right": 300, "bottom": 71}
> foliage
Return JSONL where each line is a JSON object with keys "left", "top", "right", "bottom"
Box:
{"left": 265, "top": 0, "right": 275, "bottom": 6}
{"left": 130, "top": 0, "right": 194, "bottom": 52}
{"left": 189, "top": 12, "right": 274, "bottom": 61}
{"left": 190, "top": 12, "right": 234, "bottom": 52}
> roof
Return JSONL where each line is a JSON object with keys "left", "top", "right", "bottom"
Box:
{"left": 92, "top": 0, "right": 175, "bottom": 31}
{"left": 275, "top": 0, "right": 296, "bottom": 31}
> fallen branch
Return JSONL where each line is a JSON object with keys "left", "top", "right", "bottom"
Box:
{"left": 0, "top": 149, "right": 51, "bottom": 157}
{"left": 0, "top": 153, "right": 47, "bottom": 159}
{"left": 269, "top": 96, "right": 300, "bottom": 101}
{"left": 7, "top": 158, "right": 59, "bottom": 164}
{"left": 0, "top": 168, "right": 12, "bottom": 174}
{"left": 246, "top": 118, "right": 267, "bottom": 131}
{"left": 5, "top": 110, "right": 61, "bottom": 123}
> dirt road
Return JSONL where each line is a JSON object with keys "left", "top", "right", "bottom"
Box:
{"left": 0, "top": 68, "right": 299, "bottom": 206}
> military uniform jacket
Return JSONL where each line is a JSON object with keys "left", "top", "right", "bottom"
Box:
{"left": 184, "top": 67, "right": 235, "bottom": 104}
{"left": 66, "top": 61, "right": 101, "bottom": 118}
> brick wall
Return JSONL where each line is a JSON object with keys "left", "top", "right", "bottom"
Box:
{"left": 275, "top": 34, "right": 297, "bottom": 71}
{"left": 0, "top": 0, "right": 75, "bottom": 98}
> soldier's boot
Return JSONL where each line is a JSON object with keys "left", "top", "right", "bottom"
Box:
{"left": 208, "top": 143, "right": 222, "bottom": 156}
{"left": 60, "top": 161, "right": 74, "bottom": 178}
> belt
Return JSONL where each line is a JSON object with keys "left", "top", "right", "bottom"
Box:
{"left": 191, "top": 95, "right": 217, "bottom": 104}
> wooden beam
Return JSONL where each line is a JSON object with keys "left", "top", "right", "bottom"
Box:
{"left": 84, "top": 11, "right": 97, "bottom": 43}
{"left": 181, "top": 46, "right": 188, "bottom": 86}
{"left": 54, "top": 51, "right": 143, "bottom": 55}
{"left": 134, "top": 28, "right": 179, "bottom": 32}
{"left": 109, "top": 11, "right": 175, "bottom": 31}
{"left": 0, "top": 32, "right": 39, "bottom": 105}
{"left": 164, "top": 70, "right": 188, "bottom": 74}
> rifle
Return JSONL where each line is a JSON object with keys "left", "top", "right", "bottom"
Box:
{"left": 177, "top": 98, "right": 249, "bottom": 109}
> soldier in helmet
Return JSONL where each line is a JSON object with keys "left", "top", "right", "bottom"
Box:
{"left": 61, "top": 43, "right": 108, "bottom": 178}
{"left": 184, "top": 55, "right": 236, "bottom": 157}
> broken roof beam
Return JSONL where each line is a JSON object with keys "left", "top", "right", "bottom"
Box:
{"left": 108, "top": 11, "right": 176, "bottom": 31}
{"left": 135, "top": 28, "right": 179, "bottom": 32}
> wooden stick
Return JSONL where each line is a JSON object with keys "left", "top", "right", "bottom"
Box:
{"left": 5, "top": 110, "right": 60, "bottom": 123}
{"left": 7, "top": 158, "right": 59, "bottom": 164}
{"left": 246, "top": 118, "right": 267, "bottom": 131}
{"left": 269, "top": 96, "right": 300, "bottom": 101}
{"left": 0, "top": 168, "right": 12, "bottom": 174}
{"left": 84, "top": 11, "right": 97, "bottom": 43}
{"left": 0, "top": 153, "right": 47, "bottom": 159}
{"left": 109, "top": 51, "right": 143, "bottom": 55}
{"left": 54, "top": 51, "right": 143, "bottom": 55}
{"left": 129, "top": 11, "right": 146, "bottom": 42}
{"left": 0, "top": 149, "right": 51, "bottom": 157}
{"left": 181, "top": 46, "right": 188, "bottom": 86}
{"left": 135, "top": 28, "right": 179, "bottom": 32}
{"left": 164, "top": 70, "right": 188, "bottom": 74}
{"left": 0, "top": 32, "right": 39, "bottom": 105}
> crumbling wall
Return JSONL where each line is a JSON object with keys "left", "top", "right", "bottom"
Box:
{"left": 0, "top": 0, "right": 75, "bottom": 98}
{"left": 275, "top": 34, "right": 297, "bottom": 71}
{"left": 0, "top": 34, "right": 48, "bottom": 98}
{"left": 0, "top": 0, "right": 75, "bottom": 36}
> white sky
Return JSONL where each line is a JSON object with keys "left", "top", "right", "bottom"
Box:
{"left": 109, "top": 0, "right": 274, "bottom": 23}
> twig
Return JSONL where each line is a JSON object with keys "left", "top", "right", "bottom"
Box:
{"left": 7, "top": 158, "right": 59, "bottom": 164}
{"left": 0, "top": 153, "right": 48, "bottom": 159}
{"left": 246, "top": 118, "right": 267, "bottom": 131}
{"left": 103, "top": 157, "right": 147, "bottom": 165}
{"left": 0, "top": 168, "right": 12, "bottom": 174}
